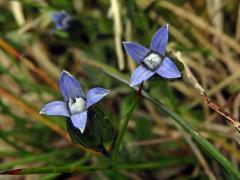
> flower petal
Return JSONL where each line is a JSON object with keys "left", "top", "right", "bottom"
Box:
{"left": 130, "top": 65, "right": 155, "bottom": 87}
{"left": 123, "top": 42, "right": 150, "bottom": 64}
{"left": 86, "top": 87, "right": 110, "bottom": 108}
{"left": 59, "top": 70, "right": 85, "bottom": 101}
{"left": 50, "top": 11, "right": 65, "bottom": 21}
{"left": 40, "top": 101, "right": 70, "bottom": 117}
{"left": 70, "top": 111, "right": 87, "bottom": 133}
{"left": 150, "top": 25, "right": 168, "bottom": 56}
{"left": 50, "top": 10, "right": 71, "bottom": 30}
{"left": 156, "top": 57, "right": 181, "bottom": 79}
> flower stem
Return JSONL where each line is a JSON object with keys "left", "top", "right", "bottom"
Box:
{"left": 137, "top": 81, "right": 144, "bottom": 96}
{"left": 112, "top": 95, "right": 140, "bottom": 162}
{"left": 103, "top": 68, "right": 240, "bottom": 178}
{"left": 0, "top": 157, "right": 194, "bottom": 175}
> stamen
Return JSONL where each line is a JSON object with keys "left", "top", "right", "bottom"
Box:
{"left": 68, "top": 97, "right": 86, "bottom": 115}
{"left": 143, "top": 53, "right": 162, "bottom": 71}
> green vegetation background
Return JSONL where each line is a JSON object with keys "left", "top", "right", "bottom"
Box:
{"left": 0, "top": 0, "right": 240, "bottom": 179}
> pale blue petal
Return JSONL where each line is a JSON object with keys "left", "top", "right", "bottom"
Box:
{"left": 123, "top": 42, "right": 150, "bottom": 64}
{"left": 86, "top": 87, "right": 110, "bottom": 108}
{"left": 55, "top": 23, "right": 66, "bottom": 30}
{"left": 50, "top": 10, "right": 71, "bottom": 30}
{"left": 70, "top": 111, "right": 87, "bottom": 133}
{"left": 130, "top": 65, "right": 155, "bottom": 87}
{"left": 60, "top": 16, "right": 72, "bottom": 29}
{"left": 40, "top": 101, "right": 70, "bottom": 117}
{"left": 59, "top": 70, "right": 85, "bottom": 101}
{"left": 150, "top": 25, "right": 168, "bottom": 56}
{"left": 50, "top": 11, "right": 66, "bottom": 22}
{"left": 156, "top": 57, "right": 181, "bottom": 79}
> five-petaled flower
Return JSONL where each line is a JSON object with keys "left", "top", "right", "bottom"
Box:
{"left": 50, "top": 10, "right": 72, "bottom": 30}
{"left": 123, "top": 25, "right": 181, "bottom": 87}
{"left": 40, "top": 70, "right": 110, "bottom": 133}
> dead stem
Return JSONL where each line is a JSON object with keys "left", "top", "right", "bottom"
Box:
{"left": 177, "top": 52, "right": 240, "bottom": 132}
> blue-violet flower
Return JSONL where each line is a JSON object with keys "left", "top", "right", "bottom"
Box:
{"left": 123, "top": 25, "right": 181, "bottom": 87}
{"left": 40, "top": 70, "right": 110, "bottom": 133}
{"left": 50, "top": 10, "right": 72, "bottom": 30}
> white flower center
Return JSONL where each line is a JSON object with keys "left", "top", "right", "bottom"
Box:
{"left": 68, "top": 97, "right": 86, "bottom": 115}
{"left": 142, "top": 53, "right": 162, "bottom": 71}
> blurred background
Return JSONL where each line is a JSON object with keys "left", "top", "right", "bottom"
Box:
{"left": 0, "top": 0, "right": 240, "bottom": 179}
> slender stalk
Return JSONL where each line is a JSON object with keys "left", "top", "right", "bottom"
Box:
{"left": 39, "top": 154, "right": 90, "bottom": 180}
{"left": 137, "top": 82, "right": 144, "bottom": 96}
{"left": 102, "top": 68, "right": 240, "bottom": 179}
{"left": 143, "top": 93, "right": 240, "bottom": 179}
{"left": 0, "top": 148, "right": 76, "bottom": 171}
{"left": 0, "top": 131, "right": 28, "bottom": 153}
{"left": 0, "top": 158, "right": 194, "bottom": 175}
{"left": 112, "top": 95, "right": 140, "bottom": 161}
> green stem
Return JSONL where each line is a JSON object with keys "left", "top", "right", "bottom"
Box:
{"left": 39, "top": 155, "right": 90, "bottom": 180}
{"left": 142, "top": 93, "right": 240, "bottom": 179}
{"left": 0, "top": 148, "right": 76, "bottom": 171}
{"left": 112, "top": 96, "right": 140, "bottom": 161}
{"left": 0, "top": 131, "right": 28, "bottom": 153}
{"left": 1, "top": 157, "right": 194, "bottom": 175}
{"left": 102, "top": 68, "right": 240, "bottom": 179}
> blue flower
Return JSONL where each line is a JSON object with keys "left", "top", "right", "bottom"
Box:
{"left": 50, "top": 10, "right": 72, "bottom": 30}
{"left": 123, "top": 25, "right": 181, "bottom": 87}
{"left": 40, "top": 70, "right": 110, "bottom": 133}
